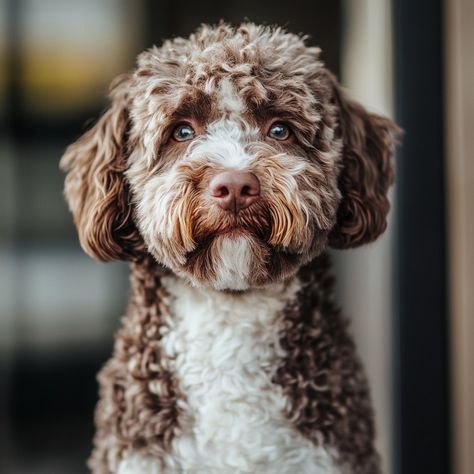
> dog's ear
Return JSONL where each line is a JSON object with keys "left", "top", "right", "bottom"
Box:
{"left": 326, "top": 73, "right": 399, "bottom": 249}
{"left": 60, "top": 74, "right": 142, "bottom": 261}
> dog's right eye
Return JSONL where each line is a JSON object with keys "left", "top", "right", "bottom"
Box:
{"left": 172, "top": 124, "right": 195, "bottom": 142}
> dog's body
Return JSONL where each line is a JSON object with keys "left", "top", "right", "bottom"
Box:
{"left": 95, "top": 255, "right": 375, "bottom": 474}
{"left": 61, "top": 23, "right": 398, "bottom": 474}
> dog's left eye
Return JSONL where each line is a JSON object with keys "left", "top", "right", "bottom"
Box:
{"left": 173, "top": 124, "right": 195, "bottom": 142}
{"left": 267, "top": 123, "right": 291, "bottom": 141}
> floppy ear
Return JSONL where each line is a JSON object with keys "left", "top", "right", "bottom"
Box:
{"left": 60, "top": 74, "right": 142, "bottom": 261}
{"left": 327, "top": 74, "right": 400, "bottom": 249}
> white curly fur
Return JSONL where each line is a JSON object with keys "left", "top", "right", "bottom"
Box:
{"left": 217, "top": 77, "right": 245, "bottom": 116}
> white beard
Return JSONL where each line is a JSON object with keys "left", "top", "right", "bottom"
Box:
{"left": 211, "top": 235, "right": 252, "bottom": 291}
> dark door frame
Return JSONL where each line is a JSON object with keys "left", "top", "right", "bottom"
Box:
{"left": 392, "top": 1, "right": 450, "bottom": 473}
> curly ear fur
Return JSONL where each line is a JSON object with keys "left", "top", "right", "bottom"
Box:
{"left": 60, "top": 75, "right": 142, "bottom": 261}
{"left": 327, "top": 74, "right": 399, "bottom": 249}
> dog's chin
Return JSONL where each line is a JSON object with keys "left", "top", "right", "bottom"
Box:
{"left": 178, "top": 230, "right": 307, "bottom": 292}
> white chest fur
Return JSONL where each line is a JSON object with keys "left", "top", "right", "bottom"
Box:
{"left": 118, "top": 277, "right": 340, "bottom": 474}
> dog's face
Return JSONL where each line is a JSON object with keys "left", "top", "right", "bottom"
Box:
{"left": 61, "top": 23, "right": 397, "bottom": 290}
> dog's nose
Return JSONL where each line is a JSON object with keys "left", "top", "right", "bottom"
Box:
{"left": 209, "top": 171, "right": 260, "bottom": 213}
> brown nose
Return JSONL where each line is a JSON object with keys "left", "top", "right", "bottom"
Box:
{"left": 209, "top": 171, "right": 260, "bottom": 213}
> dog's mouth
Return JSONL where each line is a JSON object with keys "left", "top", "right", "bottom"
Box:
{"left": 213, "top": 228, "right": 246, "bottom": 240}
{"left": 192, "top": 204, "right": 272, "bottom": 244}
{"left": 189, "top": 225, "right": 260, "bottom": 252}
{"left": 211, "top": 224, "right": 258, "bottom": 238}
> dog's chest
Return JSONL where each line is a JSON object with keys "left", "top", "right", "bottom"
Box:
{"left": 151, "top": 277, "right": 338, "bottom": 474}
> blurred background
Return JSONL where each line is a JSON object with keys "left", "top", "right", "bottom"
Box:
{"left": 0, "top": 0, "right": 472, "bottom": 473}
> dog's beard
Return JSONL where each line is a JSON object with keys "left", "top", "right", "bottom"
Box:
{"left": 180, "top": 202, "right": 314, "bottom": 290}
{"left": 183, "top": 232, "right": 311, "bottom": 291}
{"left": 185, "top": 234, "right": 258, "bottom": 291}
{"left": 183, "top": 203, "right": 270, "bottom": 290}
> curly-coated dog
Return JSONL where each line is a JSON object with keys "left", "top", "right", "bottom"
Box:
{"left": 61, "top": 22, "right": 398, "bottom": 474}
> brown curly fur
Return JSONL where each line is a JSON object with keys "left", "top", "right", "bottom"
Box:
{"left": 88, "top": 259, "right": 178, "bottom": 472}
{"left": 275, "top": 253, "right": 380, "bottom": 474}
{"left": 60, "top": 75, "right": 144, "bottom": 262}
{"left": 326, "top": 73, "right": 396, "bottom": 249}
{"left": 60, "top": 22, "right": 399, "bottom": 474}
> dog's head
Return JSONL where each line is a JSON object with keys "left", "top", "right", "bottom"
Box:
{"left": 61, "top": 23, "right": 398, "bottom": 291}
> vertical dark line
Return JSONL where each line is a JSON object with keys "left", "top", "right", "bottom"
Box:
{"left": 392, "top": 0, "right": 450, "bottom": 473}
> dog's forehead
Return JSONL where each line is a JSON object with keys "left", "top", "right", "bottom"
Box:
{"left": 168, "top": 76, "right": 250, "bottom": 120}
{"left": 216, "top": 77, "right": 245, "bottom": 116}
{"left": 131, "top": 26, "right": 327, "bottom": 142}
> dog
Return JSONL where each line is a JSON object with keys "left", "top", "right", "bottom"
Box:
{"left": 61, "top": 22, "right": 398, "bottom": 474}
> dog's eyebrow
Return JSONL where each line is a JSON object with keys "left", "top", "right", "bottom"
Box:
{"left": 245, "top": 104, "right": 302, "bottom": 128}
{"left": 171, "top": 89, "right": 216, "bottom": 124}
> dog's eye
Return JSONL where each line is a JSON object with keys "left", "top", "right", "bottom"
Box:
{"left": 267, "top": 123, "right": 291, "bottom": 141}
{"left": 173, "top": 124, "right": 195, "bottom": 142}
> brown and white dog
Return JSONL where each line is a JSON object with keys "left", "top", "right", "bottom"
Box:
{"left": 61, "top": 22, "right": 398, "bottom": 474}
